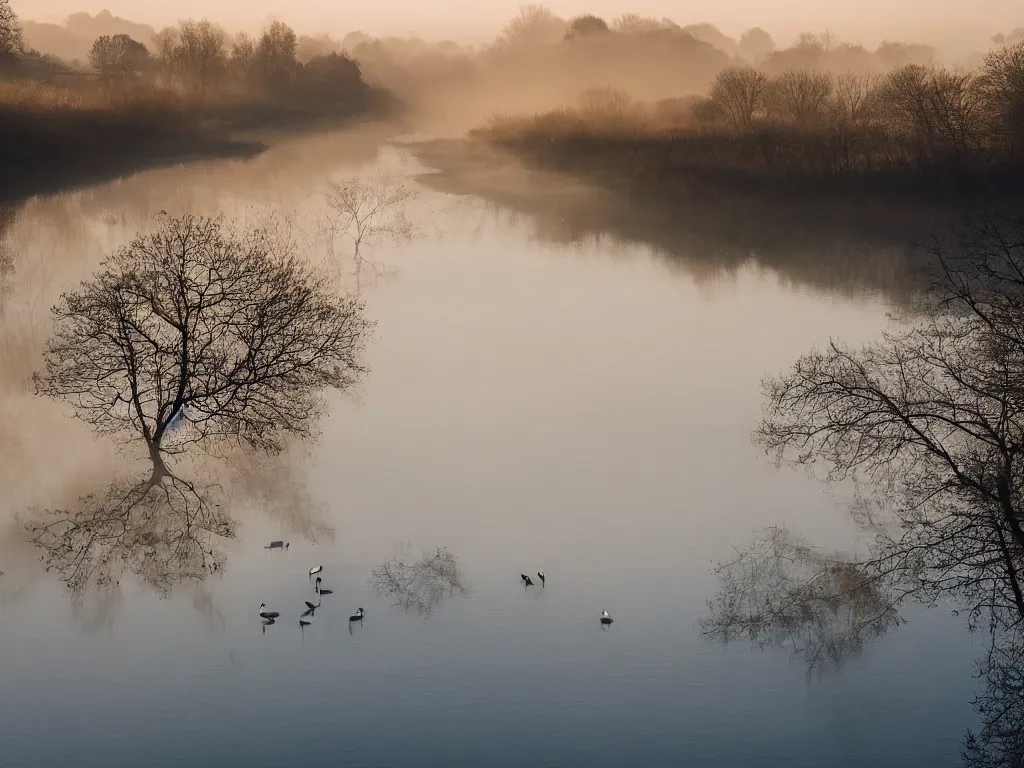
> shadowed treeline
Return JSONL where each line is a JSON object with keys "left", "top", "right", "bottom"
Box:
{"left": 0, "top": 3, "right": 394, "bottom": 201}
{"left": 412, "top": 138, "right": 944, "bottom": 300}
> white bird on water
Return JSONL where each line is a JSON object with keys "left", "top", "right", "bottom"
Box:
{"left": 309, "top": 565, "right": 323, "bottom": 581}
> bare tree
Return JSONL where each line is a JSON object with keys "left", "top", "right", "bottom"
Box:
{"left": 172, "top": 19, "right": 228, "bottom": 95}
{"left": 564, "top": 14, "right": 611, "bottom": 41}
{"left": 756, "top": 211, "right": 1024, "bottom": 629}
{"left": 611, "top": 13, "right": 665, "bottom": 35}
{"left": 982, "top": 42, "right": 1024, "bottom": 155}
{"left": 0, "top": 0, "right": 21, "bottom": 59}
{"left": 708, "top": 66, "right": 768, "bottom": 130}
{"left": 34, "top": 213, "right": 374, "bottom": 481}
{"left": 769, "top": 69, "right": 833, "bottom": 127}
{"left": 324, "top": 172, "right": 417, "bottom": 289}
{"left": 369, "top": 545, "right": 468, "bottom": 615}
{"left": 497, "top": 4, "right": 567, "bottom": 47}
{"left": 255, "top": 19, "right": 298, "bottom": 92}
{"left": 89, "top": 34, "right": 150, "bottom": 81}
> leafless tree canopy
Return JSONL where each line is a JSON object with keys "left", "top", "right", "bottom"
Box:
{"left": 0, "top": 0, "right": 21, "bottom": 58}
{"left": 369, "top": 546, "right": 468, "bottom": 615}
{"left": 757, "top": 212, "right": 1024, "bottom": 628}
{"left": 34, "top": 213, "right": 373, "bottom": 478}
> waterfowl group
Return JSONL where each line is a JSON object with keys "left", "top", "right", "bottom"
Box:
{"left": 258, "top": 565, "right": 363, "bottom": 633}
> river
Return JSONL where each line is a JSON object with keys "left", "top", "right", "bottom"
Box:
{"left": 0, "top": 126, "right": 982, "bottom": 767}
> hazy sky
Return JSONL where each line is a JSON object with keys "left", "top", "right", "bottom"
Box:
{"left": 11, "top": 0, "right": 1021, "bottom": 49}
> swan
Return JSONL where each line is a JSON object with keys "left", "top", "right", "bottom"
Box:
{"left": 258, "top": 603, "right": 280, "bottom": 619}
{"left": 349, "top": 608, "right": 365, "bottom": 622}
{"left": 309, "top": 565, "right": 323, "bottom": 581}
{"left": 314, "top": 577, "right": 333, "bottom": 595}
{"left": 538, "top": 571, "right": 545, "bottom": 586}
{"left": 600, "top": 610, "right": 613, "bottom": 625}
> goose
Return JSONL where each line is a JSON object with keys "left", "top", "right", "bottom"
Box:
{"left": 315, "top": 577, "right": 333, "bottom": 595}
{"left": 309, "top": 565, "right": 323, "bottom": 581}
{"left": 349, "top": 608, "right": 365, "bottom": 622}
{"left": 600, "top": 610, "right": 613, "bottom": 625}
{"left": 538, "top": 571, "right": 545, "bottom": 586}
{"left": 258, "top": 603, "right": 280, "bottom": 619}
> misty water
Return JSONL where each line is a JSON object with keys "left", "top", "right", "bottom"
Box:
{"left": 0, "top": 128, "right": 982, "bottom": 767}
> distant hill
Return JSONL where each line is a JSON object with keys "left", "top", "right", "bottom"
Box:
{"left": 22, "top": 10, "right": 156, "bottom": 64}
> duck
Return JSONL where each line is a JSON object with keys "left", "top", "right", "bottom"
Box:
{"left": 309, "top": 565, "right": 323, "bottom": 581}
{"left": 315, "top": 576, "right": 333, "bottom": 595}
{"left": 600, "top": 610, "right": 613, "bottom": 625}
{"left": 349, "top": 608, "right": 365, "bottom": 622}
{"left": 538, "top": 571, "right": 545, "bottom": 586}
{"left": 258, "top": 603, "right": 280, "bottom": 619}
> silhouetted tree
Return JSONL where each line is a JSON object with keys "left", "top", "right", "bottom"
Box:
{"left": 34, "top": 213, "right": 373, "bottom": 480}
{"left": 0, "top": 0, "right": 22, "bottom": 60}
{"left": 708, "top": 66, "right": 768, "bottom": 129}
{"left": 757, "top": 211, "right": 1024, "bottom": 629}
{"left": 769, "top": 69, "right": 833, "bottom": 126}
{"left": 497, "top": 4, "right": 566, "bottom": 47}
{"left": 564, "top": 14, "right": 611, "bottom": 41}
{"left": 88, "top": 34, "right": 150, "bottom": 81}
{"left": 611, "top": 13, "right": 665, "bottom": 35}
{"left": 172, "top": 19, "right": 227, "bottom": 95}
{"left": 255, "top": 19, "right": 298, "bottom": 92}
{"left": 982, "top": 42, "right": 1024, "bottom": 156}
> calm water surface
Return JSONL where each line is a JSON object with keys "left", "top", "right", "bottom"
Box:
{"left": 0, "top": 130, "right": 981, "bottom": 767}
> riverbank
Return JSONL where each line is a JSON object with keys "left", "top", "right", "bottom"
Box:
{"left": 409, "top": 137, "right": 973, "bottom": 300}
{"left": 0, "top": 83, "right": 400, "bottom": 203}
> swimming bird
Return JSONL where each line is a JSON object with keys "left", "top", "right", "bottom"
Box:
{"left": 349, "top": 608, "right": 365, "bottom": 622}
{"left": 309, "top": 565, "right": 323, "bottom": 581}
{"left": 264, "top": 540, "right": 289, "bottom": 550}
{"left": 299, "top": 619, "right": 311, "bottom": 627}
{"left": 538, "top": 571, "right": 545, "bottom": 586}
{"left": 520, "top": 573, "right": 529, "bottom": 583}
{"left": 600, "top": 610, "right": 613, "bottom": 625}
{"left": 258, "top": 603, "right": 280, "bottom": 619}
{"left": 315, "top": 576, "right": 333, "bottom": 595}
{"left": 523, "top": 575, "right": 534, "bottom": 587}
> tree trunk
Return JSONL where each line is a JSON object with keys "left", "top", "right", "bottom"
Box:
{"left": 148, "top": 440, "right": 168, "bottom": 483}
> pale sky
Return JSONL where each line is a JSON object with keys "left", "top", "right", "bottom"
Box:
{"left": 11, "top": 0, "right": 1021, "bottom": 50}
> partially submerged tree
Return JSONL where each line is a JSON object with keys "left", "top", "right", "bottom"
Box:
{"left": 370, "top": 545, "right": 468, "bottom": 615}
{"left": 35, "top": 213, "right": 373, "bottom": 481}
{"left": 324, "top": 172, "right": 417, "bottom": 288}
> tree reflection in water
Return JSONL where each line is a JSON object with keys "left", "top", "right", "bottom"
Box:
{"left": 27, "top": 471, "right": 234, "bottom": 595}
{"left": 370, "top": 545, "right": 468, "bottom": 616}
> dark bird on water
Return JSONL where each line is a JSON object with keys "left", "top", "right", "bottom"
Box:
{"left": 350, "top": 608, "right": 365, "bottom": 622}
{"left": 538, "top": 571, "right": 545, "bottom": 586}
{"left": 299, "top": 619, "right": 311, "bottom": 627}
{"left": 264, "top": 541, "right": 289, "bottom": 549}
{"left": 315, "top": 577, "right": 333, "bottom": 595}
{"left": 258, "top": 603, "right": 280, "bottom": 619}
{"left": 523, "top": 575, "right": 534, "bottom": 587}
{"left": 600, "top": 610, "right": 613, "bottom": 625}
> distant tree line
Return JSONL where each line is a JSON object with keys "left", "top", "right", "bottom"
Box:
{"left": 82, "top": 18, "right": 368, "bottom": 105}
